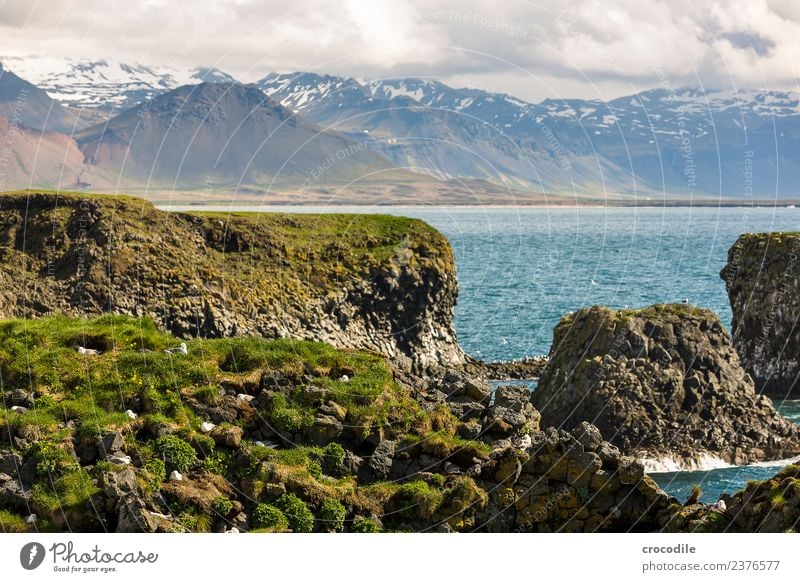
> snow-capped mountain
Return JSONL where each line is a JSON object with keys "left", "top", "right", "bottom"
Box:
{"left": 0, "top": 55, "right": 237, "bottom": 111}
{"left": 1, "top": 55, "right": 798, "bottom": 197}
{"left": 258, "top": 72, "right": 800, "bottom": 197}
{"left": 75, "top": 82, "right": 392, "bottom": 187}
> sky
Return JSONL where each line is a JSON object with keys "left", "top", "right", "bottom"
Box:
{"left": 1, "top": 0, "right": 799, "bottom": 102}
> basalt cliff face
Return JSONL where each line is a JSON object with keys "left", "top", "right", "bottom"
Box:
{"left": 721, "top": 233, "right": 800, "bottom": 398}
{"left": 532, "top": 305, "right": 800, "bottom": 469}
{"left": 0, "top": 191, "right": 463, "bottom": 373}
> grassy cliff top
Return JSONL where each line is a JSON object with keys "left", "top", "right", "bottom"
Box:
{"left": 0, "top": 189, "right": 455, "bottom": 301}
{"left": 0, "top": 314, "right": 487, "bottom": 533}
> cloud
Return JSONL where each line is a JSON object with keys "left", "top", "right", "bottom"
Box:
{"left": 0, "top": 0, "right": 798, "bottom": 101}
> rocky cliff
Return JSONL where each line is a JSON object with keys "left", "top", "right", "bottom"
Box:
{"left": 0, "top": 191, "right": 463, "bottom": 373}
{"left": 0, "top": 314, "right": 678, "bottom": 533}
{"left": 532, "top": 305, "right": 800, "bottom": 469}
{"left": 721, "top": 233, "right": 800, "bottom": 398}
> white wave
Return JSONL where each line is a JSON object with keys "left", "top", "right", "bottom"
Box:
{"left": 643, "top": 453, "right": 800, "bottom": 474}
{"left": 746, "top": 454, "right": 800, "bottom": 468}
{"left": 642, "top": 454, "right": 732, "bottom": 473}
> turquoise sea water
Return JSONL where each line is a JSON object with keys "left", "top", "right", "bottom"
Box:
{"left": 163, "top": 204, "right": 800, "bottom": 502}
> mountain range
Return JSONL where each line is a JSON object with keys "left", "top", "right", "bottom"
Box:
{"left": 1, "top": 55, "right": 798, "bottom": 200}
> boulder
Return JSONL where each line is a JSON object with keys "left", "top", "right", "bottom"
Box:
{"left": 210, "top": 425, "right": 244, "bottom": 448}
{"left": 0, "top": 472, "right": 30, "bottom": 509}
{"left": 96, "top": 431, "right": 124, "bottom": 455}
{"left": 99, "top": 468, "right": 165, "bottom": 533}
{"left": 464, "top": 379, "right": 492, "bottom": 402}
{"left": 360, "top": 440, "right": 395, "bottom": 483}
{"left": 532, "top": 305, "right": 800, "bottom": 468}
{"left": 307, "top": 415, "right": 343, "bottom": 445}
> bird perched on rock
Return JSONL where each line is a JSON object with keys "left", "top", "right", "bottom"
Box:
{"left": 712, "top": 499, "right": 727, "bottom": 511}
{"left": 77, "top": 346, "right": 100, "bottom": 355}
{"left": 165, "top": 342, "right": 188, "bottom": 355}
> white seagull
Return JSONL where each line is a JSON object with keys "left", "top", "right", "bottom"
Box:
{"left": 77, "top": 346, "right": 100, "bottom": 355}
{"left": 165, "top": 342, "right": 188, "bottom": 355}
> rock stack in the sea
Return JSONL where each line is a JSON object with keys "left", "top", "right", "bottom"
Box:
{"left": 721, "top": 233, "right": 800, "bottom": 398}
{"left": 532, "top": 304, "right": 800, "bottom": 469}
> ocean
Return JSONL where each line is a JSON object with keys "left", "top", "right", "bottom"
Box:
{"left": 162, "top": 203, "right": 800, "bottom": 503}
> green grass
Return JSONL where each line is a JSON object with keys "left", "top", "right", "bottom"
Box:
{"left": 32, "top": 469, "right": 100, "bottom": 513}
{"left": 0, "top": 509, "right": 29, "bottom": 532}
{"left": 0, "top": 313, "right": 488, "bottom": 533}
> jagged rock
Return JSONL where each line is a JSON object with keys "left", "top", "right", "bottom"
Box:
{"left": 307, "top": 415, "right": 343, "bottom": 445}
{"left": 360, "top": 440, "right": 395, "bottom": 483}
{"left": 319, "top": 401, "right": 347, "bottom": 421}
{"left": 162, "top": 472, "right": 233, "bottom": 511}
{"left": 7, "top": 389, "right": 34, "bottom": 407}
{"left": 0, "top": 449, "right": 34, "bottom": 485}
{"left": 484, "top": 425, "right": 677, "bottom": 532}
{"left": 532, "top": 305, "right": 800, "bottom": 468}
{"left": 96, "top": 431, "right": 124, "bottom": 455}
{"left": 342, "top": 450, "right": 363, "bottom": 475}
{"left": 571, "top": 422, "right": 603, "bottom": 453}
{"left": 481, "top": 385, "right": 541, "bottom": 439}
{"left": 447, "top": 399, "right": 485, "bottom": 420}
{"left": 99, "top": 468, "right": 165, "bottom": 533}
{"left": 0, "top": 472, "right": 30, "bottom": 509}
{"left": 464, "top": 379, "right": 492, "bottom": 402}
{"left": 210, "top": 425, "right": 244, "bottom": 448}
{"left": 721, "top": 233, "right": 800, "bottom": 397}
{"left": 494, "top": 385, "right": 529, "bottom": 408}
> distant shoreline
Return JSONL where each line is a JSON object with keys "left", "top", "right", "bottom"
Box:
{"left": 155, "top": 200, "right": 800, "bottom": 211}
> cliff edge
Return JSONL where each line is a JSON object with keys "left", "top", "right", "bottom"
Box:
{"left": 0, "top": 191, "right": 464, "bottom": 373}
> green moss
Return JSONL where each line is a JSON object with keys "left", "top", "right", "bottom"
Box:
{"left": 155, "top": 435, "right": 197, "bottom": 473}
{"left": 30, "top": 441, "right": 75, "bottom": 476}
{"left": 275, "top": 493, "right": 315, "bottom": 533}
{"left": 0, "top": 313, "right": 491, "bottom": 534}
{"left": 211, "top": 497, "right": 234, "bottom": 517}
{"left": 0, "top": 509, "right": 29, "bottom": 532}
{"left": 33, "top": 468, "right": 99, "bottom": 513}
{"left": 142, "top": 458, "right": 166, "bottom": 493}
{"left": 202, "top": 450, "right": 232, "bottom": 476}
{"left": 176, "top": 507, "right": 212, "bottom": 533}
{"left": 268, "top": 393, "right": 314, "bottom": 432}
{"left": 351, "top": 516, "right": 382, "bottom": 533}
{"left": 395, "top": 480, "right": 444, "bottom": 520}
{"left": 252, "top": 503, "right": 288, "bottom": 531}
{"left": 318, "top": 498, "right": 346, "bottom": 532}
{"left": 321, "top": 442, "right": 346, "bottom": 477}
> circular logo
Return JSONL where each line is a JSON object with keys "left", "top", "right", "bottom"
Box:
{"left": 19, "top": 542, "right": 46, "bottom": 570}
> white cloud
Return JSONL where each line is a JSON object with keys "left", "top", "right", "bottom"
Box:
{"left": 1, "top": 0, "right": 799, "bottom": 101}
